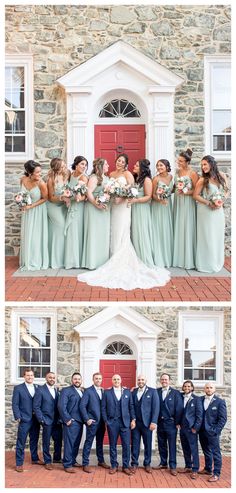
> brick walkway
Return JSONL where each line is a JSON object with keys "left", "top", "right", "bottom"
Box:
{"left": 5, "top": 452, "right": 231, "bottom": 488}
{"left": 5, "top": 256, "right": 231, "bottom": 302}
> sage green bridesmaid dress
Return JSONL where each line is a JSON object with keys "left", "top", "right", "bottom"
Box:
{"left": 47, "top": 183, "right": 67, "bottom": 269}
{"left": 131, "top": 185, "right": 154, "bottom": 267}
{"left": 151, "top": 179, "right": 173, "bottom": 268}
{"left": 196, "top": 183, "right": 225, "bottom": 273}
{"left": 81, "top": 177, "right": 110, "bottom": 269}
{"left": 64, "top": 175, "right": 85, "bottom": 269}
{"left": 172, "top": 175, "right": 196, "bottom": 269}
{"left": 20, "top": 184, "right": 49, "bottom": 270}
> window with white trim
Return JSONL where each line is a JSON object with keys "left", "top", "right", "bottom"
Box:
{"left": 11, "top": 309, "right": 57, "bottom": 383}
{"left": 204, "top": 56, "right": 231, "bottom": 159}
{"left": 178, "top": 312, "right": 223, "bottom": 386}
{"left": 5, "top": 55, "right": 34, "bottom": 162}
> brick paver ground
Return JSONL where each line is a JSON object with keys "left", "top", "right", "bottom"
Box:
{"left": 5, "top": 256, "right": 231, "bottom": 302}
{"left": 5, "top": 452, "right": 231, "bottom": 488}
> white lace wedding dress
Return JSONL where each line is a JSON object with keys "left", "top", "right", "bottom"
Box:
{"left": 78, "top": 180, "right": 170, "bottom": 290}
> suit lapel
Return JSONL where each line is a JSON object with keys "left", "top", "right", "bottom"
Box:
{"left": 23, "top": 382, "right": 33, "bottom": 399}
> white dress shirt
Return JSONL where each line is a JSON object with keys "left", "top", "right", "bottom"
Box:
{"left": 74, "top": 386, "right": 83, "bottom": 398}
{"left": 113, "top": 387, "right": 122, "bottom": 401}
{"left": 204, "top": 394, "right": 214, "bottom": 410}
{"left": 46, "top": 383, "right": 56, "bottom": 399}
{"left": 25, "top": 383, "right": 35, "bottom": 397}
{"left": 184, "top": 392, "right": 192, "bottom": 408}
{"left": 162, "top": 387, "right": 169, "bottom": 401}
{"left": 94, "top": 385, "right": 102, "bottom": 400}
{"left": 137, "top": 385, "right": 146, "bottom": 401}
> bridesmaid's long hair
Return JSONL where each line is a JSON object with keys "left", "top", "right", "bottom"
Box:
{"left": 91, "top": 158, "right": 106, "bottom": 186}
{"left": 24, "top": 160, "right": 41, "bottom": 176}
{"left": 116, "top": 153, "right": 129, "bottom": 170}
{"left": 47, "top": 158, "right": 69, "bottom": 184}
{"left": 201, "top": 155, "right": 227, "bottom": 191}
{"left": 135, "top": 159, "right": 152, "bottom": 187}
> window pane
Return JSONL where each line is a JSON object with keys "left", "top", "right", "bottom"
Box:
{"left": 5, "top": 90, "right": 24, "bottom": 109}
{"left": 5, "top": 110, "right": 25, "bottom": 134}
{"left": 184, "top": 319, "right": 216, "bottom": 350}
{"left": 226, "top": 135, "right": 231, "bottom": 151}
{"left": 19, "top": 317, "right": 51, "bottom": 347}
{"left": 19, "top": 348, "right": 31, "bottom": 364}
{"left": 184, "top": 350, "right": 216, "bottom": 368}
{"left": 212, "top": 64, "right": 231, "bottom": 109}
{"left": 184, "top": 368, "right": 216, "bottom": 380}
{"left": 213, "top": 135, "right": 225, "bottom": 152}
{"left": 19, "top": 366, "right": 51, "bottom": 378}
{"left": 5, "top": 135, "right": 25, "bottom": 152}
{"left": 213, "top": 110, "right": 231, "bottom": 134}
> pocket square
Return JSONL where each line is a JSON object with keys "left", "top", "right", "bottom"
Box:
{"left": 125, "top": 395, "right": 128, "bottom": 398}
{"left": 168, "top": 398, "right": 172, "bottom": 400}
{"left": 212, "top": 406, "right": 217, "bottom": 410}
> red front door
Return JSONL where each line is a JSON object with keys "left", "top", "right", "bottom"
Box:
{"left": 94, "top": 125, "right": 145, "bottom": 172}
{"left": 100, "top": 359, "right": 136, "bottom": 444}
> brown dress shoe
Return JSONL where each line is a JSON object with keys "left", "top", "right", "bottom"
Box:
{"left": 170, "top": 469, "right": 177, "bottom": 476}
{"left": 129, "top": 466, "right": 137, "bottom": 474}
{"left": 32, "top": 460, "right": 44, "bottom": 465}
{"left": 45, "top": 464, "right": 53, "bottom": 470}
{"left": 122, "top": 467, "right": 132, "bottom": 476}
{"left": 178, "top": 467, "right": 192, "bottom": 473}
{"left": 72, "top": 463, "right": 80, "bottom": 468}
{"left": 98, "top": 462, "right": 110, "bottom": 469}
{"left": 190, "top": 472, "right": 198, "bottom": 479}
{"left": 15, "top": 466, "right": 23, "bottom": 472}
{"left": 198, "top": 468, "right": 212, "bottom": 475}
{"left": 109, "top": 467, "right": 117, "bottom": 474}
{"left": 208, "top": 475, "right": 219, "bottom": 482}
{"left": 83, "top": 466, "right": 92, "bottom": 473}
{"left": 145, "top": 466, "right": 152, "bottom": 473}
{"left": 153, "top": 464, "right": 168, "bottom": 470}
{"left": 64, "top": 467, "right": 76, "bottom": 473}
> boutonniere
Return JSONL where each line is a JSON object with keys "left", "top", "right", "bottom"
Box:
{"left": 125, "top": 395, "right": 128, "bottom": 399}
{"left": 212, "top": 406, "right": 217, "bottom": 410}
{"left": 168, "top": 397, "right": 172, "bottom": 400}
{"left": 191, "top": 403, "right": 194, "bottom": 407}
{"left": 147, "top": 395, "right": 151, "bottom": 399}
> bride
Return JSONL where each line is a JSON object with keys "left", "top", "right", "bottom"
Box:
{"left": 78, "top": 154, "right": 170, "bottom": 289}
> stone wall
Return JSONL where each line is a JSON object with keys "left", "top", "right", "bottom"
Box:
{"left": 5, "top": 4, "right": 231, "bottom": 255}
{"left": 5, "top": 305, "right": 231, "bottom": 453}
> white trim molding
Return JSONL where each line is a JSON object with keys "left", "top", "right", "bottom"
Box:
{"left": 57, "top": 40, "right": 184, "bottom": 174}
{"left": 5, "top": 54, "right": 34, "bottom": 163}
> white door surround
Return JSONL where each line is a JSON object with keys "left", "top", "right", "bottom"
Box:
{"left": 57, "top": 40, "right": 184, "bottom": 173}
{"left": 74, "top": 306, "right": 160, "bottom": 389}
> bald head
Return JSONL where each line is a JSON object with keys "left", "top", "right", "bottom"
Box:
{"left": 137, "top": 375, "right": 147, "bottom": 389}
{"left": 204, "top": 382, "right": 216, "bottom": 396}
{"left": 112, "top": 374, "right": 122, "bottom": 388}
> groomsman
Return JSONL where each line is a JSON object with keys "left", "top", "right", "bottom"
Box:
{"left": 131, "top": 375, "right": 160, "bottom": 473}
{"left": 178, "top": 380, "right": 203, "bottom": 479}
{"left": 80, "top": 372, "right": 109, "bottom": 473}
{"left": 58, "top": 372, "right": 84, "bottom": 473}
{"left": 101, "top": 374, "right": 136, "bottom": 476}
{"left": 12, "top": 368, "right": 42, "bottom": 472}
{"left": 199, "top": 382, "right": 227, "bottom": 482}
{"left": 33, "top": 372, "right": 62, "bottom": 469}
{"left": 155, "top": 373, "right": 183, "bottom": 475}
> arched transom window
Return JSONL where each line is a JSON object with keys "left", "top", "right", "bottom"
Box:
{"left": 103, "top": 341, "right": 133, "bottom": 355}
{"left": 99, "top": 99, "right": 141, "bottom": 118}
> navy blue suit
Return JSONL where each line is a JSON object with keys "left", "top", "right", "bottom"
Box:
{"left": 157, "top": 387, "right": 183, "bottom": 469}
{"left": 101, "top": 387, "right": 136, "bottom": 469}
{"left": 80, "top": 385, "right": 106, "bottom": 466}
{"left": 131, "top": 386, "right": 160, "bottom": 467}
{"left": 180, "top": 393, "right": 203, "bottom": 472}
{"left": 58, "top": 385, "right": 84, "bottom": 469}
{"left": 199, "top": 395, "right": 227, "bottom": 477}
{"left": 12, "top": 383, "right": 40, "bottom": 466}
{"left": 33, "top": 384, "right": 62, "bottom": 464}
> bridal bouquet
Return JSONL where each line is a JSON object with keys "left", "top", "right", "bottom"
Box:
{"left": 126, "top": 185, "right": 139, "bottom": 199}
{"left": 14, "top": 191, "right": 32, "bottom": 209}
{"left": 156, "top": 183, "right": 172, "bottom": 200}
{"left": 72, "top": 182, "right": 88, "bottom": 202}
{"left": 209, "top": 191, "right": 224, "bottom": 207}
{"left": 104, "top": 176, "right": 128, "bottom": 198}
{"left": 176, "top": 176, "right": 192, "bottom": 194}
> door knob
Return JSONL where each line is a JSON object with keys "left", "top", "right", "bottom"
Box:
{"left": 116, "top": 145, "right": 124, "bottom": 152}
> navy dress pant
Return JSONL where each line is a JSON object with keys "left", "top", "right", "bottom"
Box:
{"left": 63, "top": 420, "right": 83, "bottom": 469}
{"left": 131, "top": 420, "right": 152, "bottom": 466}
{"left": 199, "top": 429, "right": 222, "bottom": 477}
{"left": 42, "top": 423, "right": 63, "bottom": 464}
{"left": 157, "top": 422, "right": 177, "bottom": 469}
{"left": 107, "top": 418, "right": 130, "bottom": 469}
{"left": 180, "top": 427, "right": 199, "bottom": 472}
{"left": 15, "top": 416, "right": 40, "bottom": 466}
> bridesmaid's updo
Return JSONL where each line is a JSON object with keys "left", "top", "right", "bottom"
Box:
{"left": 157, "top": 159, "right": 171, "bottom": 173}
{"left": 179, "top": 148, "right": 193, "bottom": 163}
{"left": 24, "top": 160, "right": 41, "bottom": 177}
{"left": 136, "top": 158, "right": 152, "bottom": 186}
{"left": 71, "top": 155, "right": 88, "bottom": 170}
{"left": 116, "top": 153, "right": 129, "bottom": 170}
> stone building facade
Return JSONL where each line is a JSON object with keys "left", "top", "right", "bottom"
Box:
{"left": 5, "top": 305, "right": 231, "bottom": 454}
{"left": 5, "top": 4, "right": 231, "bottom": 255}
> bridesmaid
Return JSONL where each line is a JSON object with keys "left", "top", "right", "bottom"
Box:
{"left": 129, "top": 158, "right": 154, "bottom": 267}
{"left": 19, "top": 160, "right": 49, "bottom": 271}
{"left": 47, "top": 158, "right": 70, "bottom": 269}
{"left": 172, "top": 148, "right": 198, "bottom": 269}
{"left": 64, "top": 156, "right": 88, "bottom": 269}
{"left": 194, "top": 155, "right": 228, "bottom": 273}
{"left": 152, "top": 159, "right": 174, "bottom": 268}
{"left": 81, "top": 158, "right": 110, "bottom": 269}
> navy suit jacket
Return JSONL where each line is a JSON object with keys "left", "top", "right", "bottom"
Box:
{"left": 132, "top": 386, "right": 160, "bottom": 427}
{"left": 157, "top": 387, "right": 183, "bottom": 425}
{"left": 33, "top": 384, "right": 60, "bottom": 426}
{"left": 181, "top": 393, "right": 203, "bottom": 431}
{"left": 80, "top": 385, "right": 103, "bottom": 424}
{"left": 58, "top": 385, "right": 83, "bottom": 424}
{"left": 12, "top": 382, "right": 38, "bottom": 422}
{"left": 101, "top": 387, "right": 136, "bottom": 428}
{"left": 200, "top": 395, "right": 227, "bottom": 436}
